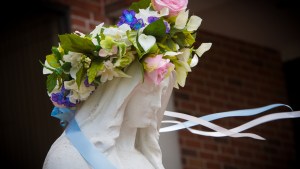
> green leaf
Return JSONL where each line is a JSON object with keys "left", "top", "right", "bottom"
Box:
{"left": 51, "top": 47, "right": 62, "bottom": 60}
{"left": 127, "top": 31, "right": 142, "bottom": 58}
{"left": 87, "top": 59, "right": 104, "bottom": 84}
{"left": 76, "top": 66, "right": 86, "bottom": 88}
{"left": 61, "top": 62, "right": 72, "bottom": 72}
{"left": 173, "top": 32, "right": 187, "bottom": 47}
{"left": 118, "top": 43, "right": 126, "bottom": 57}
{"left": 47, "top": 73, "right": 58, "bottom": 93}
{"left": 129, "top": 0, "right": 151, "bottom": 13}
{"left": 59, "top": 34, "right": 96, "bottom": 54}
{"left": 143, "top": 19, "right": 166, "bottom": 40}
{"left": 184, "top": 32, "right": 195, "bottom": 46}
{"left": 166, "top": 39, "right": 178, "bottom": 51}
{"left": 46, "top": 54, "right": 60, "bottom": 68}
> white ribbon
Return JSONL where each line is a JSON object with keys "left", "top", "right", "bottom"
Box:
{"left": 160, "top": 110, "right": 300, "bottom": 140}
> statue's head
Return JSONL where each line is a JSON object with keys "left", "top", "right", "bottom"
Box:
{"left": 124, "top": 71, "right": 175, "bottom": 128}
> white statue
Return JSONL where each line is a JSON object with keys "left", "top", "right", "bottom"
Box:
{"left": 43, "top": 61, "right": 176, "bottom": 169}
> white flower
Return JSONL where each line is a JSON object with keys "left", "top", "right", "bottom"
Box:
{"left": 164, "top": 51, "right": 183, "bottom": 56}
{"left": 190, "top": 54, "right": 199, "bottom": 67}
{"left": 177, "top": 48, "right": 190, "bottom": 62}
{"left": 187, "top": 15, "right": 202, "bottom": 32}
{"left": 175, "top": 10, "right": 189, "bottom": 30}
{"left": 136, "top": 7, "right": 159, "bottom": 25}
{"left": 98, "top": 61, "right": 119, "bottom": 83}
{"left": 99, "top": 45, "right": 118, "bottom": 57}
{"left": 43, "top": 60, "right": 54, "bottom": 74}
{"left": 103, "top": 25, "right": 131, "bottom": 41}
{"left": 195, "top": 43, "right": 212, "bottom": 57}
{"left": 63, "top": 52, "right": 82, "bottom": 79}
{"left": 74, "top": 31, "right": 85, "bottom": 37}
{"left": 64, "top": 80, "right": 95, "bottom": 104}
{"left": 97, "top": 60, "right": 130, "bottom": 83}
{"left": 90, "top": 23, "right": 104, "bottom": 38}
{"left": 159, "top": 7, "right": 169, "bottom": 17}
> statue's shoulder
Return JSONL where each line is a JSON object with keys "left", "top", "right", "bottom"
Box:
{"left": 43, "top": 134, "right": 89, "bottom": 169}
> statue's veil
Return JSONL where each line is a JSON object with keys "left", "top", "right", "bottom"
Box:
{"left": 74, "top": 60, "right": 143, "bottom": 153}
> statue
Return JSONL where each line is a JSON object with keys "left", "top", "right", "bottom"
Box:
{"left": 43, "top": 61, "right": 176, "bottom": 169}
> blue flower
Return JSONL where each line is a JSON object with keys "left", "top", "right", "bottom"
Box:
{"left": 118, "top": 10, "right": 137, "bottom": 26}
{"left": 131, "top": 19, "right": 144, "bottom": 30}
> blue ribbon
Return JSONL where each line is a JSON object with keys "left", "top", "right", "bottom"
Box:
{"left": 161, "top": 104, "right": 292, "bottom": 132}
{"left": 51, "top": 107, "right": 75, "bottom": 127}
{"left": 51, "top": 107, "right": 117, "bottom": 169}
{"left": 66, "top": 119, "right": 117, "bottom": 169}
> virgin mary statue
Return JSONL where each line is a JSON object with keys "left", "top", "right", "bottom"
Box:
{"left": 43, "top": 60, "right": 176, "bottom": 169}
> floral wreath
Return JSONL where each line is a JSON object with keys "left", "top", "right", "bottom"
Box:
{"left": 42, "top": 0, "right": 212, "bottom": 108}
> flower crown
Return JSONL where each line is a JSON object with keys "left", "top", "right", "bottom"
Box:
{"left": 42, "top": 0, "right": 212, "bottom": 108}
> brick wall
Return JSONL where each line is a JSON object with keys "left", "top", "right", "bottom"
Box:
{"left": 47, "top": 1, "right": 295, "bottom": 169}
{"left": 50, "top": 0, "right": 108, "bottom": 33}
{"left": 175, "top": 31, "right": 295, "bottom": 169}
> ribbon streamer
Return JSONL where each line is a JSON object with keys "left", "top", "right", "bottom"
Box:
{"left": 160, "top": 104, "right": 291, "bottom": 132}
{"left": 160, "top": 105, "right": 300, "bottom": 140}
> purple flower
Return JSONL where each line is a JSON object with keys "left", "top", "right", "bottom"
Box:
{"left": 117, "top": 10, "right": 137, "bottom": 26}
{"left": 148, "top": 16, "right": 159, "bottom": 24}
{"left": 51, "top": 86, "right": 76, "bottom": 107}
{"left": 84, "top": 78, "right": 94, "bottom": 87}
{"left": 164, "top": 21, "right": 170, "bottom": 33}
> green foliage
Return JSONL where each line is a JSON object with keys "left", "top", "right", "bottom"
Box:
{"left": 87, "top": 59, "right": 104, "bottom": 84}
{"left": 184, "top": 32, "right": 195, "bottom": 46}
{"left": 143, "top": 19, "right": 166, "bottom": 41}
{"left": 118, "top": 43, "right": 126, "bottom": 57}
{"left": 127, "top": 31, "right": 142, "bottom": 58}
{"left": 61, "top": 62, "right": 72, "bottom": 72}
{"left": 51, "top": 47, "right": 62, "bottom": 60}
{"left": 76, "top": 66, "right": 86, "bottom": 88}
{"left": 59, "top": 34, "right": 96, "bottom": 54}
{"left": 46, "top": 54, "right": 60, "bottom": 68}
{"left": 47, "top": 73, "right": 58, "bottom": 93}
{"left": 129, "top": 0, "right": 151, "bottom": 13}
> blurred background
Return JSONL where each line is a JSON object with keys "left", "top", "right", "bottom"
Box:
{"left": 1, "top": 0, "right": 299, "bottom": 169}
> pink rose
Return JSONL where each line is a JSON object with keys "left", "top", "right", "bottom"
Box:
{"left": 151, "top": 0, "right": 188, "bottom": 16}
{"left": 144, "top": 54, "right": 175, "bottom": 85}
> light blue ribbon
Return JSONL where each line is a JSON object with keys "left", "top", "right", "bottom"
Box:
{"left": 51, "top": 107, "right": 117, "bottom": 169}
{"left": 161, "top": 104, "right": 292, "bottom": 132}
{"left": 51, "top": 107, "right": 75, "bottom": 127}
{"left": 66, "top": 119, "right": 117, "bottom": 169}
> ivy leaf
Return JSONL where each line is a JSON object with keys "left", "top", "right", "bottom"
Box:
{"left": 129, "top": 0, "right": 151, "bottom": 13}
{"left": 59, "top": 34, "right": 96, "bottom": 54}
{"left": 46, "top": 54, "right": 60, "bottom": 68}
{"left": 76, "top": 66, "right": 86, "bottom": 88}
{"left": 143, "top": 19, "right": 166, "bottom": 41}
{"left": 87, "top": 59, "right": 104, "bottom": 84}
{"left": 47, "top": 73, "right": 58, "bottom": 93}
{"left": 51, "top": 47, "right": 62, "bottom": 60}
{"left": 127, "top": 31, "right": 142, "bottom": 58}
{"left": 61, "top": 62, "right": 72, "bottom": 72}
